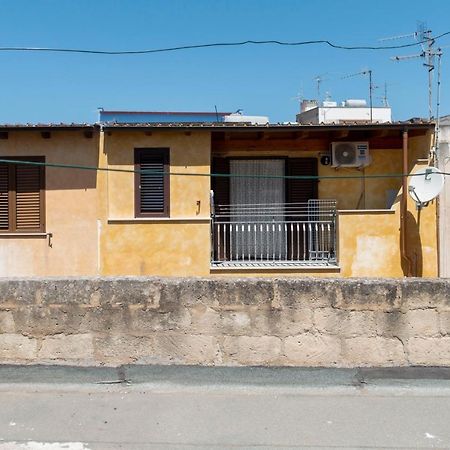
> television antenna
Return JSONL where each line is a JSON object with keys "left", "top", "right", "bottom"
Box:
{"left": 379, "top": 82, "right": 389, "bottom": 107}
{"left": 341, "top": 69, "right": 374, "bottom": 122}
{"left": 389, "top": 22, "right": 441, "bottom": 120}
{"left": 408, "top": 166, "right": 445, "bottom": 209}
{"left": 291, "top": 84, "right": 304, "bottom": 102}
{"left": 313, "top": 73, "right": 330, "bottom": 102}
{"left": 375, "top": 82, "right": 399, "bottom": 108}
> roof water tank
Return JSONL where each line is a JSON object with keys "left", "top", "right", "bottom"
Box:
{"left": 344, "top": 99, "right": 367, "bottom": 107}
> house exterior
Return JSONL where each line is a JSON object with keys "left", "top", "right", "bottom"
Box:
{"left": 0, "top": 120, "right": 438, "bottom": 278}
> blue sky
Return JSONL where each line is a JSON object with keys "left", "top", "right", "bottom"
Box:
{"left": 1, "top": 0, "right": 450, "bottom": 123}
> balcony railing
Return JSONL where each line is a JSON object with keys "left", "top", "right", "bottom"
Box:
{"left": 211, "top": 199, "right": 338, "bottom": 267}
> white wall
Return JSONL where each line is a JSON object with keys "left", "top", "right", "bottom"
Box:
{"left": 297, "top": 107, "right": 391, "bottom": 124}
{"left": 438, "top": 120, "right": 450, "bottom": 277}
{"left": 318, "top": 107, "right": 391, "bottom": 124}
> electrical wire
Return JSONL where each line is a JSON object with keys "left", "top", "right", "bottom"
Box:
{"left": 1, "top": 158, "right": 449, "bottom": 180}
{"left": 1, "top": 32, "right": 450, "bottom": 55}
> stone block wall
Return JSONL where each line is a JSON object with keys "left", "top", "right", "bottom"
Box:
{"left": 0, "top": 278, "right": 449, "bottom": 366}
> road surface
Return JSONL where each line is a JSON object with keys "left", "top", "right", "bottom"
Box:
{"left": 0, "top": 365, "right": 449, "bottom": 449}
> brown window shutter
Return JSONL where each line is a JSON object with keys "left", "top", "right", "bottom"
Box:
{"left": 286, "top": 158, "right": 318, "bottom": 260}
{"left": 135, "top": 149, "right": 169, "bottom": 217}
{"left": 0, "top": 164, "right": 9, "bottom": 230}
{"left": 211, "top": 158, "right": 230, "bottom": 207}
{"left": 286, "top": 158, "right": 318, "bottom": 204}
{"left": 15, "top": 163, "right": 43, "bottom": 231}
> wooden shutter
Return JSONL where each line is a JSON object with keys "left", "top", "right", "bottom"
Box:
{"left": 211, "top": 157, "right": 230, "bottom": 207}
{"left": 286, "top": 158, "right": 318, "bottom": 260}
{"left": 0, "top": 164, "right": 9, "bottom": 230}
{"left": 286, "top": 158, "right": 318, "bottom": 204}
{"left": 135, "top": 149, "right": 169, "bottom": 217}
{"left": 15, "top": 163, "right": 44, "bottom": 231}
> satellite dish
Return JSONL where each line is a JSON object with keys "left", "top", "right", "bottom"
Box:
{"left": 408, "top": 166, "right": 445, "bottom": 209}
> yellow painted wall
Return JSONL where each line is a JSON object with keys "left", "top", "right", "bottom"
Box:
{"left": 406, "top": 133, "right": 438, "bottom": 277}
{"left": 214, "top": 147, "right": 403, "bottom": 210}
{"left": 100, "top": 131, "right": 211, "bottom": 276}
{"left": 339, "top": 210, "right": 402, "bottom": 277}
{"left": 209, "top": 130, "right": 437, "bottom": 278}
{"left": 0, "top": 131, "right": 99, "bottom": 276}
{"left": 319, "top": 149, "right": 403, "bottom": 210}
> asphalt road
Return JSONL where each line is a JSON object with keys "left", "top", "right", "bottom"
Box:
{"left": 0, "top": 366, "right": 449, "bottom": 449}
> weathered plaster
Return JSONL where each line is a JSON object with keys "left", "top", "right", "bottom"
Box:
{"left": 0, "top": 131, "right": 99, "bottom": 276}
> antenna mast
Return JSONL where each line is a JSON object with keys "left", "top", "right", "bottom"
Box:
{"left": 381, "top": 82, "right": 389, "bottom": 107}
{"left": 314, "top": 75, "right": 322, "bottom": 101}
{"left": 341, "top": 69, "right": 375, "bottom": 123}
{"left": 313, "top": 74, "right": 329, "bottom": 103}
{"left": 434, "top": 48, "right": 443, "bottom": 164}
{"left": 390, "top": 22, "right": 440, "bottom": 120}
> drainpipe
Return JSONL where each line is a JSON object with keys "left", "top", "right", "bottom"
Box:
{"left": 401, "top": 128, "right": 413, "bottom": 276}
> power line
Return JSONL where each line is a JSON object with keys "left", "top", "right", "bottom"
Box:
{"left": 1, "top": 158, "right": 449, "bottom": 180}
{"left": 1, "top": 32, "right": 450, "bottom": 56}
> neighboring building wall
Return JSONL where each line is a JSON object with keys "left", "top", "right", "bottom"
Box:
{"left": 100, "top": 130, "right": 211, "bottom": 276}
{"left": 438, "top": 120, "right": 450, "bottom": 277}
{"left": 1, "top": 277, "right": 449, "bottom": 367}
{"left": 0, "top": 130, "right": 99, "bottom": 276}
{"left": 297, "top": 107, "right": 391, "bottom": 124}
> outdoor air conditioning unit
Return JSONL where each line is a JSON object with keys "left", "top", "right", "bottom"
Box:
{"left": 331, "top": 142, "right": 370, "bottom": 167}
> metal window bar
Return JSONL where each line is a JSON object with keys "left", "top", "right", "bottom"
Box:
{"left": 211, "top": 199, "right": 337, "bottom": 267}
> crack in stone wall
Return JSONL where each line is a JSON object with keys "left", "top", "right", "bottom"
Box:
{"left": 0, "top": 277, "right": 449, "bottom": 367}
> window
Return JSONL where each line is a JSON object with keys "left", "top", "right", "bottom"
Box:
{"left": 0, "top": 157, "right": 45, "bottom": 233}
{"left": 135, "top": 148, "right": 170, "bottom": 217}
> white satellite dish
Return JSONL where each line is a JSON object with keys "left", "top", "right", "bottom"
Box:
{"left": 408, "top": 166, "right": 445, "bottom": 209}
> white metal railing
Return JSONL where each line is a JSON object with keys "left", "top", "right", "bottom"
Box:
{"left": 211, "top": 199, "right": 337, "bottom": 267}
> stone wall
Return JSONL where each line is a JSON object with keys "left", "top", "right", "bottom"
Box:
{"left": 0, "top": 278, "right": 449, "bottom": 367}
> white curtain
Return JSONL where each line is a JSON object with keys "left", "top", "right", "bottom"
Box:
{"left": 229, "top": 159, "right": 286, "bottom": 260}
{"left": 230, "top": 159, "right": 285, "bottom": 206}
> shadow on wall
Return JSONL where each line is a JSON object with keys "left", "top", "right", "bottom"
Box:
{"left": 401, "top": 210, "right": 423, "bottom": 277}
{"left": 44, "top": 147, "right": 99, "bottom": 191}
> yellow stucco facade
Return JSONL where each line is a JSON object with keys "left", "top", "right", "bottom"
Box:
{"left": 99, "top": 130, "right": 212, "bottom": 276}
{"left": 0, "top": 129, "right": 99, "bottom": 276}
{"left": 0, "top": 125, "right": 438, "bottom": 278}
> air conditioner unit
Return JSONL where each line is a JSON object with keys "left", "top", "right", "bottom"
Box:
{"left": 331, "top": 142, "right": 370, "bottom": 167}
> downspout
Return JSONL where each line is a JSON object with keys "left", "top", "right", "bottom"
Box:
{"left": 401, "top": 128, "right": 413, "bottom": 276}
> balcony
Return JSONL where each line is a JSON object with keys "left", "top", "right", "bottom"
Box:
{"left": 211, "top": 199, "right": 338, "bottom": 268}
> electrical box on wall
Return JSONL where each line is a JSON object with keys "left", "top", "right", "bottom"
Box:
{"left": 331, "top": 142, "right": 370, "bottom": 167}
